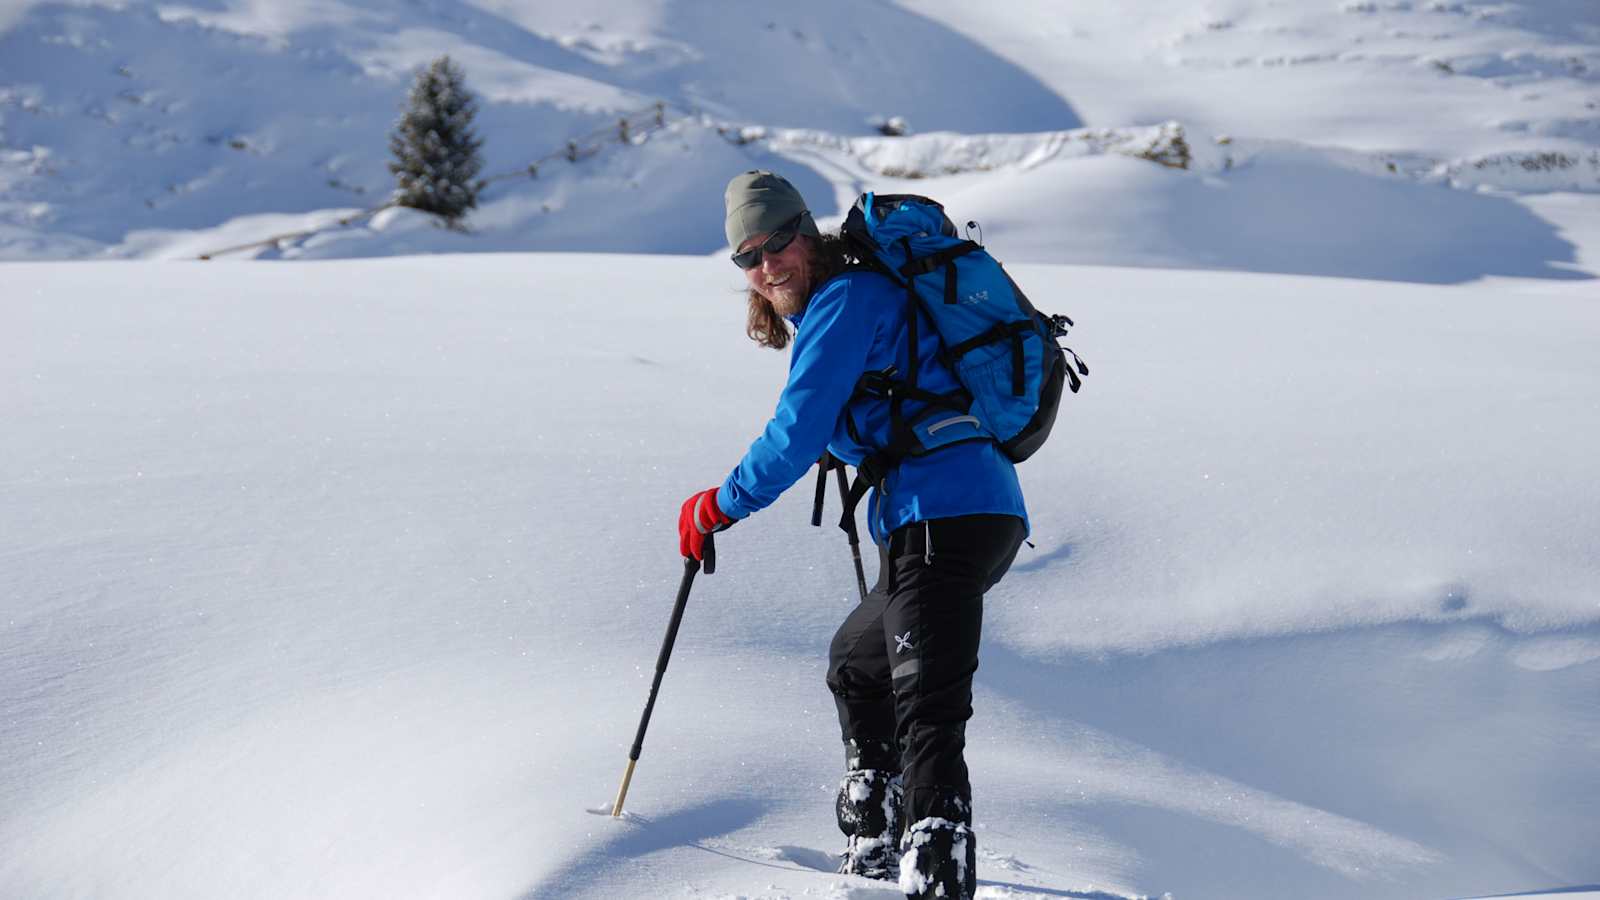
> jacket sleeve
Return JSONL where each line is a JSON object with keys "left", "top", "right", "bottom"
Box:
{"left": 718, "top": 279, "right": 878, "bottom": 519}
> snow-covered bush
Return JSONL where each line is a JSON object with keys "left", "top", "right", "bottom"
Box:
{"left": 874, "top": 115, "right": 911, "bottom": 137}
{"left": 387, "top": 56, "right": 485, "bottom": 226}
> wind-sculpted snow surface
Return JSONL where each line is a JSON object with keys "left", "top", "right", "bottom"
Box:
{"left": 1, "top": 256, "right": 1596, "bottom": 899}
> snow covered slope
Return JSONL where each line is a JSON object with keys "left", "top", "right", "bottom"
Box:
{"left": 1, "top": 0, "right": 1597, "bottom": 272}
{"left": 3, "top": 2, "right": 1599, "bottom": 898}
{"left": 2, "top": 256, "right": 1596, "bottom": 899}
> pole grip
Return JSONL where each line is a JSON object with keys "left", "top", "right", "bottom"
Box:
{"left": 849, "top": 543, "right": 869, "bottom": 602}
{"left": 833, "top": 465, "right": 859, "bottom": 538}
{"left": 811, "top": 455, "right": 829, "bottom": 527}
{"left": 833, "top": 463, "right": 870, "bottom": 602}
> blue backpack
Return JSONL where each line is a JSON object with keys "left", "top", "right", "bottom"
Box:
{"left": 839, "top": 193, "right": 1087, "bottom": 483}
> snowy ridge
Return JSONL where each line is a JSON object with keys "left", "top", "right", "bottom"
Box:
{"left": 738, "top": 119, "right": 1600, "bottom": 192}
{"left": 733, "top": 122, "right": 1194, "bottom": 178}
{"left": 3, "top": 0, "right": 1598, "bottom": 260}
{"left": 100, "top": 113, "right": 1600, "bottom": 267}
{"left": 1443, "top": 148, "right": 1600, "bottom": 192}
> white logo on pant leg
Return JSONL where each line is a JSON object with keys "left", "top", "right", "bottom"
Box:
{"left": 895, "top": 631, "right": 915, "bottom": 653}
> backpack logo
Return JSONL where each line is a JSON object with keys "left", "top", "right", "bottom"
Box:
{"left": 963, "top": 289, "right": 988, "bottom": 306}
{"left": 895, "top": 631, "right": 915, "bottom": 653}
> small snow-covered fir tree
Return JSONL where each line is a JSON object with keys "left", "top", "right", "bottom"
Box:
{"left": 388, "top": 56, "right": 485, "bottom": 225}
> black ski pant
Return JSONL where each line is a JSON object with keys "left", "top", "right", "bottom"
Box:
{"left": 825, "top": 513, "right": 1026, "bottom": 826}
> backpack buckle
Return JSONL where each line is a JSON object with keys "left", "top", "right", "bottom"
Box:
{"left": 856, "top": 367, "right": 899, "bottom": 399}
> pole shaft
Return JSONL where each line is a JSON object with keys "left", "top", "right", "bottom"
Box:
{"left": 834, "top": 464, "right": 869, "bottom": 602}
{"left": 612, "top": 555, "right": 700, "bottom": 816}
{"left": 628, "top": 557, "right": 699, "bottom": 759}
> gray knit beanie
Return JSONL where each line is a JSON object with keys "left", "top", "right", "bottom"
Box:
{"left": 723, "top": 170, "right": 822, "bottom": 250}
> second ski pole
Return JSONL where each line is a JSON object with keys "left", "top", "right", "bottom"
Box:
{"left": 813, "top": 453, "right": 868, "bottom": 603}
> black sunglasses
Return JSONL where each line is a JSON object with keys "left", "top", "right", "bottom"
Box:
{"left": 731, "top": 214, "right": 803, "bottom": 270}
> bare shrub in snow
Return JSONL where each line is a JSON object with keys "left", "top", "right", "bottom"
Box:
{"left": 1125, "top": 121, "right": 1192, "bottom": 170}
{"left": 875, "top": 116, "right": 911, "bottom": 137}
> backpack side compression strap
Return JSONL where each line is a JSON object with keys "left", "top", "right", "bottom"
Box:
{"left": 941, "top": 318, "right": 1038, "bottom": 396}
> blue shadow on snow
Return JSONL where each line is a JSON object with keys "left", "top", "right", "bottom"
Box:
{"left": 515, "top": 798, "right": 765, "bottom": 899}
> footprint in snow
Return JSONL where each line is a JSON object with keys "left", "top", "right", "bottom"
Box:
{"left": 978, "top": 846, "right": 1033, "bottom": 872}
{"left": 769, "top": 844, "right": 839, "bottom": 871}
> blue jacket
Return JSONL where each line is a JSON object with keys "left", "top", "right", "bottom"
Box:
{"left": 717, "top": 270, "right": 1028, "bottom": 544}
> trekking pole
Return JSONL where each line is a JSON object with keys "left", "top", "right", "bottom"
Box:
{"left": 611, "top": 534, "right": 714, "bottom": 817}
{"left": 811, "top": 453, "right": 830, "bottom": 528}
{"left": 813, "top": 454, "right": 869, "bottom": 603}
{"left": 833, "top": 462, "right": 870, "bottom": 602}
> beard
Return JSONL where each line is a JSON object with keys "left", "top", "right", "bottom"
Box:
{"left": 747, "top": 235, "right": 819, "bottom": 320}
{"left": 764, "top": 276, "right": 810, "bottom": 317}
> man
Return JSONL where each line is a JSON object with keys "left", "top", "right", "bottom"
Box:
{"left": 678, "top": 170, "right": 1027, "bottom": 900}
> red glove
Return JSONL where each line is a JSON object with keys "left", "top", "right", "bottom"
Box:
{"left": 678, "top": 487, "right": 734, "bottom": 561}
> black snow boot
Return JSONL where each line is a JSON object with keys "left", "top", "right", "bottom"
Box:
{"left": 898, "top": 817, "right": 976, "bottom": 900}
{"left": 836, "top": 768, "right": 904, "bottom": 879}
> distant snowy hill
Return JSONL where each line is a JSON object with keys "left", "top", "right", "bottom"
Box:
{"left": 1, "top": 0, "right": 1597, "bottom": 271}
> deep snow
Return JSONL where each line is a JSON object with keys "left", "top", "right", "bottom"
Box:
{"left": 4, "top": 1, "right": 1600, "bottom": 898}
{"left": 2, "top": 257, "right": 1597, "bottom": 899}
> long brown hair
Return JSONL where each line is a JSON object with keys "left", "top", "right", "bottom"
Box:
{"left": 745, "top": 233, "right": 854, "bottom": 350}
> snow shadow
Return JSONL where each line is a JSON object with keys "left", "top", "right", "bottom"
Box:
{"left": 978, "top": 881, "right": 1146, "bottom": 900}
{"left": 1009, "top": 541, "right": 1076, "bottom": 574}
{"left": 985, "top": 151, "right": 1593, "bottom": 283}
{"left": 1455, "top": 888, "right": 1600, "bottom": 900}
{"left": 770, "top": 845, "right": 837, "bottom": 871}
{"left": 1180, "top": 157, "right": 1594, "bottom": 284}
{"left": 644, "top": 0, "right": 1083, "bottom": 135}
{"left": 975, "top": 620, "right": 1600, "bottom": 898}
{"left": 516, "top": 797, "right": 767, "bottom": 899}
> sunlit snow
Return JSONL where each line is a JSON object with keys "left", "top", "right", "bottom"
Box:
{"left": 2, "top": 1, "right": 1597, "bottom": 899}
